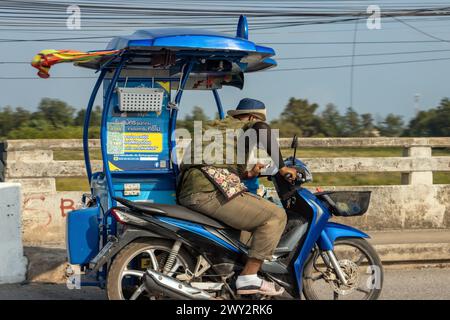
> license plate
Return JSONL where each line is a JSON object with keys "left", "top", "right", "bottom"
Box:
{"left": 90, "top": 240, "right": 116, "bottom": 266}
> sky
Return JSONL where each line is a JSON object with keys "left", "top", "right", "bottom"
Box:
{"left": 1, "top": 0, "right": 450, "bottom": 123}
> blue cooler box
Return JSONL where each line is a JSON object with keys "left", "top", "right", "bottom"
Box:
{"left": 66, "top": 206, "right": 100, "bottom": 265}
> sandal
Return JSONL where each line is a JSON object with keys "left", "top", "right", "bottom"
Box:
{"left": 237, "top": 279, "right": 285, "bottom": 296}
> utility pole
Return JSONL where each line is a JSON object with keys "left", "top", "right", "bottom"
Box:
{"left": 414, "top": 93, "right": 421, "bottom": 115}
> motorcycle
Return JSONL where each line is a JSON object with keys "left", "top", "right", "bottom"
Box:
{"left": 33, "top": 15, "right": 384, "bottom": 301}
{"left": 90, "top": 135, "right": 383, "bottom": 300}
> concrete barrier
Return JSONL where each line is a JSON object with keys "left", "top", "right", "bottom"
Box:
{"left": 12, "top": 184, "right": 449, "bottom": 246}
{"left": 0, "top": 183, "right": 27, "bottom": 283}
{"left": 20, "top": 191, "right": 83, "bottom": 245}
{"left": 307, "top": 185, "right": 450, "bottom": 230}
{"left": 0, "top": 138, "right": 449, "bottom": 245}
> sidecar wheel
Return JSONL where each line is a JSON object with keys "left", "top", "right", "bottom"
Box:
{"left": 106, "top": 239, "right": 195, "bottom": 300}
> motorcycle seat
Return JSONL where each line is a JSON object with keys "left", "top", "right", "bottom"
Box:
{"left": 113, "top": 197, "right": 227, "bottom": 229}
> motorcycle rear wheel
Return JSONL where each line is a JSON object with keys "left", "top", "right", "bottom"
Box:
{"left": 106, "top": 239, "right": 195, "bottom": 300}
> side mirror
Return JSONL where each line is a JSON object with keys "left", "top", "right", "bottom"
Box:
{"left": 291, "top": 135, "right": 298, "bottom": 149}
{"left": 291, "top": 134, "right": 299, "bottom": 161}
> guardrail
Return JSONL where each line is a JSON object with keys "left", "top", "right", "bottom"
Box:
{"left": 1, "top": 138, "right": 449, "bottom": 244}
{"left": 2, "top": 138, "right": 449, "bottom": 192}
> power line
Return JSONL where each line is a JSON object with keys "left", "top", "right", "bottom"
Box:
{"left": 0, "top": 1, "right": 448, "bottom": 42}
{"left": 1, "top": 48, "right": 449, "bottom": 73}
{"left": 2, "top": 56, "right": 450, "bottom": 79}
{"left": 252, "top": 22, "right": 450, "bottom": 35}
{"left": 0, "top": 16, "right": 448, "bottom": 33}
{"left": 0, "top": 35, "right": 113, "bottom": 42}
{"left": 1, "top": 39, "right": 449, "bottom": 44}
{"left": 278, "top": 49, "right": 450, "bottom": 60}
{"left": 270, "top": 56, "right": 450, "bottom": 72}
{"left": 4, "top": 48, "right": 450, "bottom": 64}
{"left": 389, "top": 15, "right": 450, "bottom": 43}
{"left": 349, "top": 14, "right": 359, "bottom": 109}
{"left": 263, "top": 40, "right": 450, "bottom": 45}
{"left": 0, "top": 1, "right": 448, "bottom": 32}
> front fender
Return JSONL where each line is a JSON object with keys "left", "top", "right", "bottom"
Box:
{"left": 317, "top": 222, "right": 369, "bottom": 251}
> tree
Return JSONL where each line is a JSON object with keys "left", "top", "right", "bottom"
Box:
{"left": 178, "top": 106, "right": 209, "bottom": 134}
{"left": 0, "top": 106, "right": 16, "bottom": 137}
{"left": 319, "top": 103, "right": 344, "bottom": 137}
{"left": 342, "top": 107, "right": 362, "bottom": 136}
{"left": 33, "top": 98, "right": 75, "bottom": 127}
{"left": 277, "top": 98, "right": 321, "bottom": 137}
{"left": 1, "top": 95, "right": 447, "bottom": 140}
{"left": 377, "top": 113, "right": 404, "bottom": 137}
{"left": 360, "top": 113, "right": 379, "bottom": 137}
{"left": 427, "top": 98, "right": 450, "bottom": 136}
{"left": 0, "top": 106, "right": 31, "bottom": 137}
{"left": 74, "top": 105, "right": 102, "bottom": 126}
{"left": 13, "top": 107, "right": 32, "bottom": 129}
{"left": 405, "top": 98, "right": 450, "bottom": 136}
{"left": 404, "top": 110, "right": 434, "bottom": 136}
{"left": 269, "top": 119, "right": 302, "bottom": 138}
{"left": 185, "top": 106, "right": 209, "bottom": 122}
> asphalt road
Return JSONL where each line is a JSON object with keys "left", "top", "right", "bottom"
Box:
{"left": 0, "top": 267, "right": 448, "bottom": 300}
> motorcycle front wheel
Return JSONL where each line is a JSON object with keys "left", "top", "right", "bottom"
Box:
{"left": 303, "top": 237, "right": 383, "bottom": 300}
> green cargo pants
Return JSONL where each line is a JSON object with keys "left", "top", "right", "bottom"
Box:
{"left": 178, "top": 191, "right": 287, "bottom": 261}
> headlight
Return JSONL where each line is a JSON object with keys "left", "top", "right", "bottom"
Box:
{"left": 294, "top": 160, "right": 313, "bottom": 183}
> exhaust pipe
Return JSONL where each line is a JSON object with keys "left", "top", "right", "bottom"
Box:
{"left": 144, "top": 269, "right": 213, "bottom": 300}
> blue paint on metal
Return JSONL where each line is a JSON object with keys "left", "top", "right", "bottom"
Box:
{"left": 236, "top": 15, "right": 249, "bottom": 39}
{"left": 170, "top": 61, "right": 195, "bottom": 177}
{"left": 69, "top": 18, "right": 277, "bottom": 75}
{"left": 317, "top": 222, "right": 370, "bottom": 251}
{"left": 212, "top": 89, "right": 224, "bottom": 119}
{"left": 290, "top": 188, "right": 370, "bottom": 294}
{"left": 318, "top": 230, "right": 334, "bottom": 251}
{"left": 110, "top": 170, "right": 172, "bottom": 175}
{"left": 157, "top": 216, "right": 239, "bottom": 252}
{"left": 83, "top": 69, "right": 106, "bottom": 183}
{"left": 292, "top": 188, "right": 330, "bottom": 294}
{"left": 106, "top": 28, "right": 273, "bottom": 56}
{"left": 100, "top": 55, "right": 128, "bottom": 206}
{"left": 66, "top": 205, "right": 100, "bottom": 264}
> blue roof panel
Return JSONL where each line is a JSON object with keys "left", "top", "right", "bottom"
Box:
{"left": 106, "top": 28, "right": 274, "bottom": 57}
{"left": 76, "top": 23, "right": 277, "bottom": 79}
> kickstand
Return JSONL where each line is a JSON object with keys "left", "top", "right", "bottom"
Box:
{"left": 222, "top": 275, "right": 237, "bottom": 300}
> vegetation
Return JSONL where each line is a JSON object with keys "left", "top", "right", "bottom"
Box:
{"left": 1, "top": 97, "right": 449, "bottom": 139}
{"left": 1, "top": 97, "right": 448, "bottom": 191}
{"left": 53, "top": 145, "right": 450, "bottom": 191}
{"left": 0, "top": 98, "right": 101, "bottom": 139}
{"left": 269, "top": 97, "right": 450, "bottom": 138}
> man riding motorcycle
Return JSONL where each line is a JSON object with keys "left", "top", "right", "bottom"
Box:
{"left": 178, "top": 98, "right": 297, "bottom": 296}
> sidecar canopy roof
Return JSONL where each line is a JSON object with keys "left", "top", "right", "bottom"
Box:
{"left": 107, "top": 28, "right": 273, "bottom": 56}
{"left": 76, "top": 28, "right": 277, "bottom": 74}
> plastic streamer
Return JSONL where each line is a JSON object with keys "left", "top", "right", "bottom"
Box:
{"left": 31, "top": 49, "right": 121, "bottom": 78}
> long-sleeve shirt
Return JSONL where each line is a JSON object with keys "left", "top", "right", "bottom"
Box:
{"left": 178, "top": 116, "right": 283, "bottom": 199}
